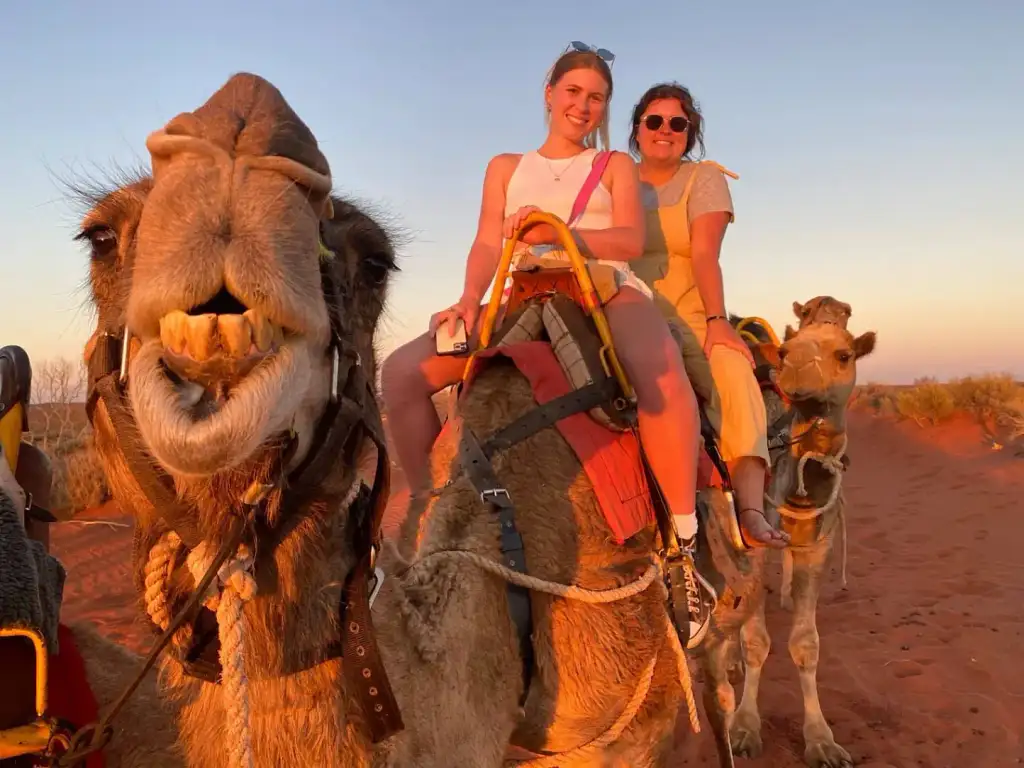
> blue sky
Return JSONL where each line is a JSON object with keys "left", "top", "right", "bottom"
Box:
{"left": 2, "top": 0, "right": 1021, "bottom": 384}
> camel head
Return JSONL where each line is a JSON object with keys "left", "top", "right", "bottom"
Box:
{"left": 790, "top": 295, "right": 852, "bottom": 332}
{"left": 776, "top": 320, "right": 876, "bottom": 411}
{"left": 78, "top": 73, "right": 398, "bottom": 522}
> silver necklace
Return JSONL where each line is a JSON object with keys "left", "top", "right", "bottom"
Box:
{"left": 543, "top": 151, "right": 584, "bottom": 182}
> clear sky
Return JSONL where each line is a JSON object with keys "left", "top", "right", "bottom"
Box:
{"left": 2, "top": 0, "right": 1021, "bottom": 384}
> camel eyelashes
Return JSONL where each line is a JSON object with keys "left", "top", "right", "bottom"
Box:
{"left": 835, "top": 350, "right": 853, "bottom": 364}
{"left": 362, "top": 253, "right": 394, "bottom": 286}
{"left": 75, "top": 224, "right": 118, "bottom": 259}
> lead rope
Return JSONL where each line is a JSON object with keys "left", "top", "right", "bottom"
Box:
{"left": 766, "top": 432, "right": 849, "bottom": 587}
{"left": 143, "top": 531, "right": 257, "bottom": 768}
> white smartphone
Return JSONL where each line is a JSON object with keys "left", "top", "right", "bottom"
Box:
{"left": 435, "top": 316, "right": 469, "bottom": 356}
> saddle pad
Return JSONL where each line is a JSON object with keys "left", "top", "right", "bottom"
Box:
{"left": 49, "top": 624, "right": 105, "bottom": 768}
{"left": 472, "top": 342, "right": 654, "bottom": 544}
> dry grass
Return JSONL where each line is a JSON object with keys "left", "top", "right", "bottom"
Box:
{"left": 852, "top": 374, "right": 1024, "bottom": 440}
{"left": 20, "top": 358, "right": 109, "bottom": 519}
{"left": 27, "top": 401, "right": 108, "bottom": 519}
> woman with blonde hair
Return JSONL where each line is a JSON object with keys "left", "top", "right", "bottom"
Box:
{"left": 381, "top": 44, "right": 720, "bottom": 647}
{"left": 629, "top": 81, "right": 789, "bottom": 549}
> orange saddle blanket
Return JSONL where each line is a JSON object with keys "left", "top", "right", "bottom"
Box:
{"left": 466, "top": 341, "right": 655, "bottom": 544}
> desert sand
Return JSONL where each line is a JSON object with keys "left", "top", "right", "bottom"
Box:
{"left": 50, "top": 410, "right": 1024, "bottom": 767}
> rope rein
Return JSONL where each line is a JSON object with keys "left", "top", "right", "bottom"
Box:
{"left": 141, "top": 479, "right": 362, "bottom": 768}
{"left": 411, "top": 547, "right": 701, "bottom": 765}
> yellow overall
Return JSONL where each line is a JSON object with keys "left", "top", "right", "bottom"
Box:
{"left": 632, "top": 161, "right": 769, "bottom": 465}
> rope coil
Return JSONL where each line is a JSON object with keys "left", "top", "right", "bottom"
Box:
{"left": 144, "top": 533, "right": 258, "bottom": 768}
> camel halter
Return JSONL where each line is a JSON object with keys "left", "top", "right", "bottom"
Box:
{"left": 767, "top": 418, "right": 850, "bottom": 586}
{"left": 66, "top": 234, "right": 403, "bottom": 766}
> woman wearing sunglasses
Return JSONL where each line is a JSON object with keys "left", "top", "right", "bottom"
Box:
{"left": 381, "top": 46, "right": 721, "bottom": 648}
{"left": 629, "top": 82, "right": 789, "bottom": 550}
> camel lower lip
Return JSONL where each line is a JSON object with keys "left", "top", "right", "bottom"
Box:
{"left": 161, "top": 346, "right": 273, "bottom": 391}
{"left": 128, "top": 338, "right": 313, "bottom": 477}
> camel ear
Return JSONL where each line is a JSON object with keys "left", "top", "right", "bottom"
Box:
{"left": 784, "top": 324, "right": 797, "bottom": 341}
{"left": 792, "top": 301, "right": 804, "bottom": 319}
{"left": 853, "top": 331, "right": 876, "bottom": 359}
{"left": 758, "top": 342, "right": 781, "bottom": 367}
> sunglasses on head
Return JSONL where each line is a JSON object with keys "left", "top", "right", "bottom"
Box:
{"left": 566, "top": 40, "right": 616, "bottom": 66}
{"left": 643, "top": 114, "right": 689, "bottom": 133}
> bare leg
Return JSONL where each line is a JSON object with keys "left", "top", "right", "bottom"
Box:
{"left": 731, "top": 455, "right": 788, "bottom": 548}
{"left": 379, "top": 317, "right": 483, "bottom": 494}
{"left": 604, "top": 288, "right": 700, "bottom": 532}
{"left": 789, "top": 544, "right": 852, "bottom": 768}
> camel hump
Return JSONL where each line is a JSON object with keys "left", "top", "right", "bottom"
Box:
{"left": 163, "top": 72, "right": 330, "bottom": 178}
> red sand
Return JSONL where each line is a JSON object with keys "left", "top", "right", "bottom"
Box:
{"left": 49, "top": 412, "right": 1024, "bottom": 766}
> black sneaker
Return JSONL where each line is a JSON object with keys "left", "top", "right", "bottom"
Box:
{"left": 666, "top": 538, "right": 719, "bottom": 649}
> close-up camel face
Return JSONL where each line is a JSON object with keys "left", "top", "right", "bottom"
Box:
{"left": 78, "top": 74, "right": 397, "bottom": 486}
{"left": 777, "top": 321, "right": 876, "bottom": 405}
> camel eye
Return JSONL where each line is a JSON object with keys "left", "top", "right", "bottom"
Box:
{"left": 836, "top": 350, "right": 853, "bottom": 364}
{"left": 76, "top": 225, "right": 118, "bottom": 260}
{"left": 362, "top": 253, "right": 393, "bottom": 286}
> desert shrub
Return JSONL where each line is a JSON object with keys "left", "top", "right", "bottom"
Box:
{"left": 896, "top": 378, "right": 956, "bottom": 426}
{"left": 947, "top": 374, "right": 1021, "bottom": 417}
{"left": 60, "top": 440, "right": 109, "bottom": 514}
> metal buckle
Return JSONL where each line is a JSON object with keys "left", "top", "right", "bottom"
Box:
{"left": 330, "top": 346, "right": 340, "bottom": 403}
{"left": 118, "top": 328, "right": 132, "bottom": 384}
{"left": 368, "top": 566, "right": 385, "bottom": 609}
{"left": 480, "top": 488, "right": 510, "bottom": 503}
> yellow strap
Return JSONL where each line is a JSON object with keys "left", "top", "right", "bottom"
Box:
{"left": 677, "top": 159, "right": 739, "bottom": 242}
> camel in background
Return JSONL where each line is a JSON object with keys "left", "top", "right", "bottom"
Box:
{"left": 698, "top": 298, "right": 876, "bottom": 768}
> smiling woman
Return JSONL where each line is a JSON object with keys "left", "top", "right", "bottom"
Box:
{"left": 380, "top": 43, "right": 722, "bottom": 649}
{"left": 630, "top": 81, "right": 789, "bottom": 550}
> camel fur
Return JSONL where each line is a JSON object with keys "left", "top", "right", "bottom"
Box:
{"left": 696, "top": 297, "right": 877, "bottom": 768}
{"left": 70, "top": 72, "right": 768, "bottom": 767}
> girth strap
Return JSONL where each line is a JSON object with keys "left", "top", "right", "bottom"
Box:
{"left": 458, "top": 425, "right": 534, "bottom": 705}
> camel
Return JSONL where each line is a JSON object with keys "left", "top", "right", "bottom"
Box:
{"left": 62, "top": 71, "right": 763, "bottom": 767}
{"left": 697, "top": 299, "right": 877, "bottom": 768}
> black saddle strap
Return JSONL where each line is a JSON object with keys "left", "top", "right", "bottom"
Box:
{"left": 459, "top": 425, "right": 534, "bottom": 707}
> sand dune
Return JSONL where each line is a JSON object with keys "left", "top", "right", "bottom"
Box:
{"left": 49, "top": 411, "right": 1024, "bottom": 766}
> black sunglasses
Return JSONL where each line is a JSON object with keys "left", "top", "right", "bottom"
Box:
{"left": 643, "top": 114, "right": 689, "bottom": 133}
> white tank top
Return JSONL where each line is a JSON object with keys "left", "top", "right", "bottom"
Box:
{"left": 502, "top": 148, "right": 651, "bottom": 298}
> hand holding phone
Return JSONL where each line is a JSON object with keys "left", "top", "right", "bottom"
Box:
{"left": 435, "top": 316, "right": 469, "bottom": 356}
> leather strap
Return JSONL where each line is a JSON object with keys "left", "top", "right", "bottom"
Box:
{"left": 458, "top": 425, "right": 534, "bottom": 704}
{"left": 480, "top": 377, "right": 620, "bottom": 457}
{"left": 93, "top": 374, "right": 204, "bottom": 549}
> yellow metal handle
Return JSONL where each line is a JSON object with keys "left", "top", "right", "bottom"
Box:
{"left": 463, "top": 210, "right": 634, "bottom": 400}
{"left": 734, "top": 315, "right": 782, "bottom": 348}
{"left": 0, "top": 404, "right": 24, "bottom": 472}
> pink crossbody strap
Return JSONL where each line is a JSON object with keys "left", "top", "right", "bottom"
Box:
{"left": 567, "top": 150, "right": 613, "bottom": 227}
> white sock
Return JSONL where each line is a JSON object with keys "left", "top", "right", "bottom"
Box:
{"left": 673, "top": 513, "right": 698, "bottom": 542}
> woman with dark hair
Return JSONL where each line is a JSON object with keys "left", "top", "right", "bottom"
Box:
{"left": 381, "top": 48, "right": 720, "bottom": 647}
{"left": 629, "top": 82, "right": 789, "bottom": 550}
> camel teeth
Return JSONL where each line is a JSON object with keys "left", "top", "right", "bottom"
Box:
{"left": 159, "top": 310, "right": 188, "bottom": 354}
{"left": 218, "top": 314, "right": 252, "bottom": 358}
{"left": 244, "top": 310, "right": 273, "bottom": 352}
{"left": 185, "top": 313, "right": 218, "bottom": 361}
